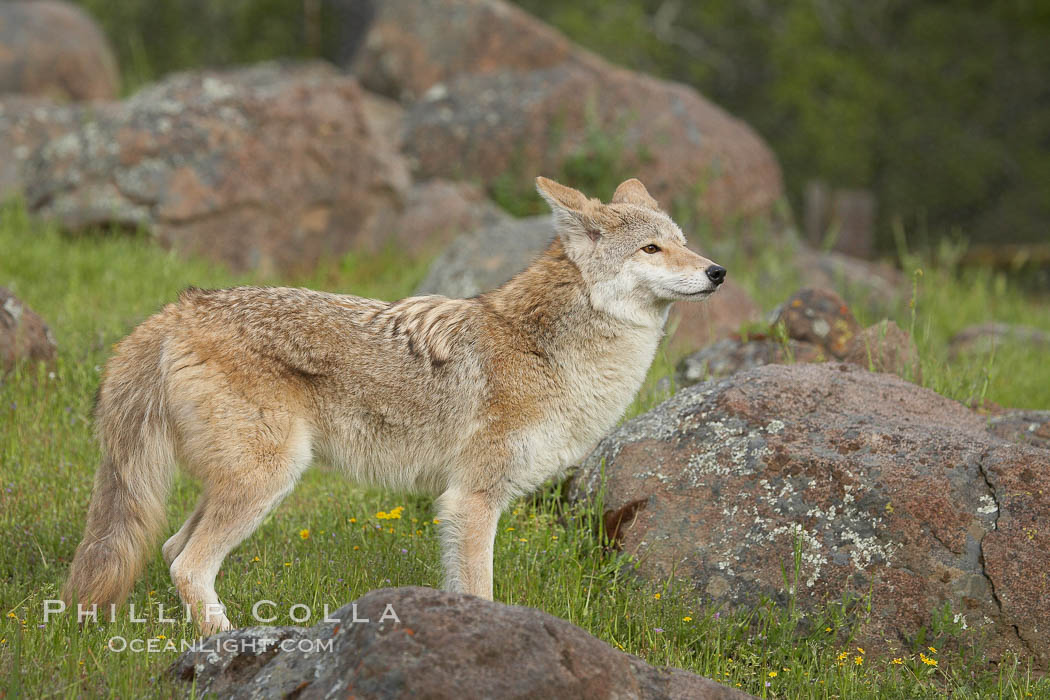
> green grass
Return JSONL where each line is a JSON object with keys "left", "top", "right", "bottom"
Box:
{"left": 2, "top": 200, "right": 1049, "bottom": 698}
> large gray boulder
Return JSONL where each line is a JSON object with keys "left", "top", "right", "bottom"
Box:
{"left": 415, "top": 215, "right": 553, "bottom": 297}
{"left": 171, "top": 586, "right": 753, "bottom": 699}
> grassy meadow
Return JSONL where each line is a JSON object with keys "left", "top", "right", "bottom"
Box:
{"left": 2, "top": 198, "right": 1049, "bottom": 698}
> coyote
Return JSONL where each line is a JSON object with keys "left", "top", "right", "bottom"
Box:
{"left": 63, "top": 177, "right": 726, "bottom": 633}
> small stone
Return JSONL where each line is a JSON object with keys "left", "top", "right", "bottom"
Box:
{"left": 774, "top": 288, "right": 859, "bottom": 358}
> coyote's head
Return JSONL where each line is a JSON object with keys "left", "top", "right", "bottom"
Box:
{"left": 536, "top": 176, "right": 725, "bottom": 325}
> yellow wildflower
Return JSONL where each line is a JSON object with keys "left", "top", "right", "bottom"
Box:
{"left": 857, "top": 647, "right": 865, "bottom": 654}
{"left": 854, "top": 656, "right": 863, "bottom": 665}
{"left": 349, "top": 517, "right": 357, "bottom": 523}
{"left": 682, "top": 616, "right": 692, "bottom": 622}
{"left": 299, "top": 529, "right": 310, "bottom": 540}
{"left": 892, "top": 658, "right": 903, "bottom": 665}
{"left": 768, "top": 671, "right": 777, "bottom": 678}
{"left": 506, "top": 527, "right": 515, "bottom": 531}
{"left": 837, "top": 651, "right": 849, "bottom": 661}
{"left": 653, "top": 593, "right": 661, "bottom": 600}
{"left": 825, "top": 627, "right": 832, "bottom": 632}
{"left": 284, "top": 562, "right": 291, "bottom": 567}
{"left": 919, "top": 652, "right": 937, "bottom": 666}
{"left": 252, "top": 556, "right": 260, "bottom": 562}
{"left": 927, "top": 646, "right": 937, "bottom": 653}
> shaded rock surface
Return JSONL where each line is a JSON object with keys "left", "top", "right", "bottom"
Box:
{"left": 354, "top": 0, "right": 782, "bottom": 223}
{"left": 843, "top": 319, "right": 922, "bottom": 383}
{"left": 360, "top": 178, "right": 507, "bottom": 257}
{"left": 0, "top": 1, "right": 120, "bottom": 101}
{"left": 677, "top": 337, "right": 823, "bottom": 386}
{"left": 795, "top": 246, "right": 904, "bottom": 314}
{"left": 573, "top": 363, "right": 1050, "bottom": 662}
{"left": 352, "top": 0, "right": 574, "bottom": 101}
{"left": 0, "top": 287, "right": 56, "bottom": 373}
{"left": 171, "top": 586, "right": 752, "bottom": 700}
{"left": 678, "top": 289, "right": 919, "bottom": 385}
{"left": 416, "top": 215, "right": 757, "bottom": 353}
{"left": 415, "top": 214, "right": 552, "bottom": 298}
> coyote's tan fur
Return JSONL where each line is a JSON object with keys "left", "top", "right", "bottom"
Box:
{"left": 63, "top": 177, "right": 725, "bottom": 633}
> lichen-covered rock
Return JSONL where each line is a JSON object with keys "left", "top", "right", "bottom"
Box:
{"left": 171, "top": 587, "right": 752, "bottom": 699}
{"left": 773, "top": 288, "right": 859, "bottom": 358}
{"left": 0, "top": 287, "right": 56, "bottom": 373}
{"left": 0, "top": 97, "right": 87, "bottom": 201}
{"left": 573, "top": 363, "right": 1050, "bottom": 662}
{"left": 0, "top": 1, "right": 120, "bottom": 101}
{"left": 22, "top": 63, "right": 415, "bottom": 272}
{"left": 416, "top": 215, "right": 756, "bottom": 353}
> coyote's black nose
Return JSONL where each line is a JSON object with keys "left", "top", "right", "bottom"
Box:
{"left": 705, "top": 265, "right": 727, "bottom": 285}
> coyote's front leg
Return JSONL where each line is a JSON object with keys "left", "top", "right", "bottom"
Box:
{"left": 436, "top": 487, "right": 503, "bottom": 599}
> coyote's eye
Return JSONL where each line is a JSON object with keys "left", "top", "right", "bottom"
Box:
{"left": 641, "top": 244, "right": 660, "bottom": 254}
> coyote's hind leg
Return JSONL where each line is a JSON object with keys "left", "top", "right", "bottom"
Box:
{"left": 170, "top": 418, "right": 312, "bottom": 635}
{"left": 162, "top": 496, "right": 205, "bottom": 566}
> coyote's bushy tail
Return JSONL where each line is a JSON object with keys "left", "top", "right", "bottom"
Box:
{"left": 62, "top": 323, "right": 176, "bottom": 611}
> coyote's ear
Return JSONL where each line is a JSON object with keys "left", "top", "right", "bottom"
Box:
{"left": 611, "top": 178, "right": 659, "bottom": 209}
{"left": 536, "top": 176, "right": 601, "bottom": 243}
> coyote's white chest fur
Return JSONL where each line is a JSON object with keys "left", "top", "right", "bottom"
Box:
{"left": 509, "top": 322, "right": 663, "bottom": 496}
{"left": 63, "top": 176, "right": 725, "bottom": 634}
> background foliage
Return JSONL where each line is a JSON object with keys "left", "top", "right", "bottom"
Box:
{"left": 72, "top": 0, "right": 1050, "bottom": 252}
